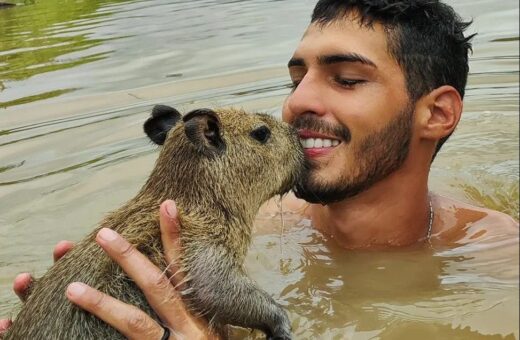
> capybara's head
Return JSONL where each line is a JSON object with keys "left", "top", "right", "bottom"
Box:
{"left": 143, "top": 105, "right": 304, "bottom": 210}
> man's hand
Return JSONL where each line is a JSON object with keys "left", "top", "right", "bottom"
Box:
{"left": 1, "top": 200, "right": 216, "bottom": 339}
{"left": 66, "top": 200, "right": 215, "bottom": 339}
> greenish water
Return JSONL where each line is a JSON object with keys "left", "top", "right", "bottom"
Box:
{"left": 0, "top": 0, "right": 519, "bottom": 339}
{"left": 0, "top": 0, "right": 131, "bottom": 106}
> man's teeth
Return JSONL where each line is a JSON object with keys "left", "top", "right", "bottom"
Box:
{"left": 300, "top": 138, "right": 340, "bottom": 149}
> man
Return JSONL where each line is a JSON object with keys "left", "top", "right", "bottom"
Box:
{"left": 1, "top": 0, "right": 518, "bottom": 338}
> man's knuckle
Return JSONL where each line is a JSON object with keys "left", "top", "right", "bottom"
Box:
{"left": 90, "top": 291, "right": 106, "bottom": 310}
{"left": 144, "top": 273, "right": 172, "bottom": 293}
{"left": 119, "top": 242, "right": 135, "bottom": 258}
{"left": 126, "top": 311, "right": 152, "bottom": 333}
{"left": 155, "top": 273, "right": 172, "bottom": 290}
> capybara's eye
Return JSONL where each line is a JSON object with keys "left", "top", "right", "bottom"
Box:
{"left": 250, "top": 126, "right": 271, "bottom": 144}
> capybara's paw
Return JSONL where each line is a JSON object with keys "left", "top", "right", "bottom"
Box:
{"left": 266, "top": 313, "right": 292, "bottom": 340}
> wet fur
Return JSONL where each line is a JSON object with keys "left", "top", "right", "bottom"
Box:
{"left": 5, "top": 107, "right": 303, "bottom": 340}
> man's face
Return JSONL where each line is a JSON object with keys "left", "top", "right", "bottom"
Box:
{"left": 283, "top": 17, "right": 415, "bottom": 204}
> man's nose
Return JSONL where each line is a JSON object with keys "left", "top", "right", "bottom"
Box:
{"left": 284, "top": 75, "right": 327, "bottom": 120}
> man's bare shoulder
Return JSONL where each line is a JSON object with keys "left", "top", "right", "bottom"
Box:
{"left": 432, "top": 193, "right": 518, "bottom": 244}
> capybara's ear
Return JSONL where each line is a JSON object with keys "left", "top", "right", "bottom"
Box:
{"left": 144, "top": 105, "right": 182, "bottom": 145}
{"left": 183, "top": 108, "right": 226, "bottom": 156}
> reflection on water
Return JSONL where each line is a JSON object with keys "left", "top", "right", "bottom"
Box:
{"left": 237, "top": 223, "right": 519, "bottom": 339}
{"left": 460, "top": 180, "right": 519, "bottom": 219}
{"left": 0, "top": 0, "right": 134, "bottom": 107}
{"left": 0, "top": 0, "right": 312, "bottom": 108}
{"left": 0, "top": 0, "right": 518, "bottom": 339}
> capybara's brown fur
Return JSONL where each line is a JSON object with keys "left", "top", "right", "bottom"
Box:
{"left": 5, "top": 106, "right": 304, "bottom": 340}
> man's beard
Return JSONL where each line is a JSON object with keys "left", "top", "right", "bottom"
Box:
{"left": 293, "top": 105, "right": 414, "bottom": 204}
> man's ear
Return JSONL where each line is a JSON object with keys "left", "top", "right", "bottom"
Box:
{"left": 144, "top": 105, "right": 182, "bottom": 145}
{"left": 183, "top": 108, "right": 226, "bottom": 157}
{"left": 416, "top": 85, "right": 463, "bottom": 140}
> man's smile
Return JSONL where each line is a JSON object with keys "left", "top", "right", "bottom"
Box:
{"left": 298, "top": 129, "right": 342, "bottom": 157}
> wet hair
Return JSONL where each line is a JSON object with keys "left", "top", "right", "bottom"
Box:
{"left": 311, "top": 0, "right": 476, "bottom": 159}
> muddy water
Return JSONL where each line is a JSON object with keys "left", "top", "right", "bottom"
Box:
{"left": 0, "top": 0, "right": 518, "bottom": 339}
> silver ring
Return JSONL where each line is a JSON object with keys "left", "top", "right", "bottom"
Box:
{"left": 160, "top": 324, "right": 171, "bottom": 340}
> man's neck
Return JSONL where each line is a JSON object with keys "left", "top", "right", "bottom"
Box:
{"left": 307, "top": 167, "right": 431, "bottom": 249}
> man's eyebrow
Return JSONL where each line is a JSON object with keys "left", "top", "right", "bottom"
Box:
{"left": 287, "top": 58, "right": 305, "bottom": 68}
{"left": 319, "top": 53, "right": 377, "bottom": 68}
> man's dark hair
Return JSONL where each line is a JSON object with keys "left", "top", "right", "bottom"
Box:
{"left": 311, "top": 0, "right": 476, "bottom": 159}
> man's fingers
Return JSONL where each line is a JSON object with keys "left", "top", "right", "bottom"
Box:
{"left": 13, "top": 273, "right": 32, "bottom": 302}
{"left": 66, "top": 282, "right": 163, "bottom": 340}
{"left": 159, "top": 200, "right": 184, "bottom": 284}
{"left": 53, "top": 241, "right": 74, "bottom": 262}
{"left": 12, "top": 238, "right": 71, "bottom": 301}
{"left": 0, "top": 319, "right": 13, "bottom": 335}
{"left": 95, "top": 228, "right": 192, "bottom": 329}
